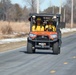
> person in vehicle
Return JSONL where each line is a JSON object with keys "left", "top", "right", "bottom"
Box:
{"left": 45, "top": 19, "right": 56, "bottom": 32}
{"left": 32, "top": 18, "right": 44, "bottom": 31}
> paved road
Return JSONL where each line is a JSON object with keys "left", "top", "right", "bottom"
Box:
{"left": 0, "top": 34, "right": 76, "bottom": 75}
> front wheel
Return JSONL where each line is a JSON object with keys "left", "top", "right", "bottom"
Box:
{"left": 27, "top": 41, "right": 33, "bottom": 53}
{"left": 52, "top": 42, "right": 60, "bottom": 54}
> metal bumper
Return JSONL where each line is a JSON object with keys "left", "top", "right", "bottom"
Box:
{"left": 35, "top": 45, "right": 50, "bottom": 49}
{"left": 28, "top": 38, "right": 58, "bottom": 43}
{"left": 28, "top": 38, "right": 58, "bottom": 49}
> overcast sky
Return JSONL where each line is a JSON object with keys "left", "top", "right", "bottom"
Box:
{"left": 11, "top": 0, "right": 66, "bottom": 11}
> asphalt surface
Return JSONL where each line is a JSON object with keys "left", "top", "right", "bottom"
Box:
{"left": 0, "top": 34, "right": 76, "bottom": 75}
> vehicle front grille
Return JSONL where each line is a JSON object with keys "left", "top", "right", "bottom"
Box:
{"left": 35, "top": 35, "right": 49, "bottom": 40}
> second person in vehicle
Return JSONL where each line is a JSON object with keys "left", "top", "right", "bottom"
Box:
{"left": 45, "top": 19, "right": 56, "bottom": 32}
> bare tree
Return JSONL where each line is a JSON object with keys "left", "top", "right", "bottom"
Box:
{"left": 23, "top": 0, "right": 44, "bottom": 13}
{"left": 64, "top": 0, "right": 76, "bottom": 23}
{"left": 23, "top": 0, "right": 36, "bottom": 13}
{"left": 22, "top": 6, "right": 29, "bottom": 21}
{"left": 0, "top": 0, "right": 11, "bottom": 20}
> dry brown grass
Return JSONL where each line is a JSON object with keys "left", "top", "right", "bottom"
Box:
{"left": 66, "top": 23, "right": 76, "bottom": 28}
{"left": 0, "top": 21, "right": 30, "bottom": 34}
{"left": 1, "top": 24, "right": 13, "bottom": 34}
{"left": 0, "top": 21, "right": 30, "bottom": 39}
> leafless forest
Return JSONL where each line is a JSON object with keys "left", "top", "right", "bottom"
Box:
{"left": 0, "top": 0, "right": 76, "bottom": 23}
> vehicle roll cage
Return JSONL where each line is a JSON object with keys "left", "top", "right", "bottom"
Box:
{"left": 29, "top": 13, "right": 61, "bottom": 31}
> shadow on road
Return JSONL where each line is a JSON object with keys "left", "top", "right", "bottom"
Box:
{"left": 19, "top": 50, "right": 56, "bottom": 55}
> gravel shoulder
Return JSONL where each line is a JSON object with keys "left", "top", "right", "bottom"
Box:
{"left": 0, "top": 32, "right": 76, "bottom": 52}
{"left": 0, "top": 41, "right": 26, "bottom": 52}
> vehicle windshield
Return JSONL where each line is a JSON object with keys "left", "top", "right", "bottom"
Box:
{"left": 31, "top": 16, "right": 57, "bottom": 32}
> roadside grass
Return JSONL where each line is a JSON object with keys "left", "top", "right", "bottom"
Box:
{"left": 0, "top": 41, "right": 26, "bottom": 52}
{"left": 0, "top": 21, "right": 30, "bottom": 39}
{"left": 0, "top": 21, "right": 30, "bottom": 32}
{"left": 66, "top": 23, "right": 76, "bottom": 28}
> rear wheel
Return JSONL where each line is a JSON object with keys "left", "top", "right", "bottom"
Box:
{"left": 52, "top": 42, "right": 60, "bottom": 54}
{"left": 27, "top": 41, "right": 33, "bottom": 53}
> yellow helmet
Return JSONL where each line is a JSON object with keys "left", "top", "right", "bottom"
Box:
{"left": 37, "top": 18, "right": 41, "bottom": 21}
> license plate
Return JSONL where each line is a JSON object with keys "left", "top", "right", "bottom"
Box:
{"left": 39, "top": 43, "right": 46, "bottom": 46}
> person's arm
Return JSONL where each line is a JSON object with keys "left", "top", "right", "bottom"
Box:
{"left": 41, "top": 26, "right": 44, "bottom": 31}
{"left": 45, "top": 25, "right": 48, "bottom": 31}
{"left": 32, "top": 25, "right": 35, "bottom": 31}
{"left": 52, "top": 25, "right": 56, "bottom": 32}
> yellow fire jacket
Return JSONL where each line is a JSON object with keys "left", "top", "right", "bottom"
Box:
{"left": 45, "top": 25, "right": 56, "bottom": 32}
{"left": 32, "top": 25, "right": 44, "bottom": 31}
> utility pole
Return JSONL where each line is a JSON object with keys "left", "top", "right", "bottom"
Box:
{"left": 59, "top": 0, "right": 62, "bottom": 14}
{"left": 37, "top": 0, "right": 39, "bottom": 13}
{"left": 63, "top": 8, "right": 65, "bottom": 22}
{"left": 71, "top": 0, "right": 73, "bottom": 28}
{"left": 52, "top": 6, "right": 55, "bottom": 14}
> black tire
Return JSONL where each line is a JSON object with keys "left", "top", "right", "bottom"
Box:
{"left": 27, "top": 41, "right": 33, "bottom": 53}
{"left": 53, "top": 42, "right": 60, "bottom": 54}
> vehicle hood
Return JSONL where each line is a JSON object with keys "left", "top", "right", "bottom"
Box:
{"left": 30, "top": 31, "right": 57, "bottom": 36}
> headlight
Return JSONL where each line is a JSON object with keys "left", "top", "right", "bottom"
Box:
{"left": 50, "top": 34, "right": 57, "bottom": 39}
{"left": 29, "top": 34, "right": 36, "bottom": 37}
